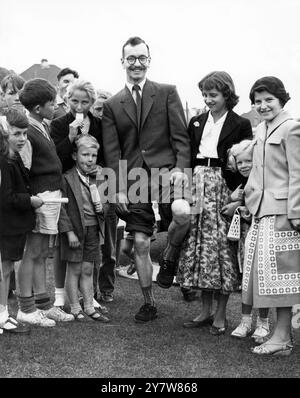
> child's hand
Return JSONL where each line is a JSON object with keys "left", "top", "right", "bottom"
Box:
{"left": 30, "top": 196, "right": 44, "bottom": 209}
{"left": 230, "top": 184, "right": 244, "bottom": 202}
{"left": 94, "top": 202, "right": 103, "bottom": 213}
{"left": 68, "top": 119, "right": 83, "bottom": 143}
{"left": 239, "top": 206, "right": 252, "bottom": 221}
{"left": 67, "top": 231, "right": 80, "bottom": 248}
{"left": 221, "top": 201, "right": 241, "bottom": 217}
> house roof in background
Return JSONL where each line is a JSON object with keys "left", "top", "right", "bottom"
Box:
{"left": 20, "top": 63, "right": 61, "bottom": 86}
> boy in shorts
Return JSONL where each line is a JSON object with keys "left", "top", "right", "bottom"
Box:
{"left": 17, "top": 78, "right": 73, "bottom": 326}
{"left": 59, "top": 135, "right": 109, "bottom": 322}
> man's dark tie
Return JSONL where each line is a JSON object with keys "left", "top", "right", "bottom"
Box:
{"left": 133, "top": 84, "right": 142, "bottom": 131}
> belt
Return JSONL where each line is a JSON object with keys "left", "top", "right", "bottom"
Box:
{"left": 195, "top": 158, "right": 222, "bottom": 167}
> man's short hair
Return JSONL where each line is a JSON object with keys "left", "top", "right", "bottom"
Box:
{"left": 57, "top": 67, "right": 79, "bottom": 82}
{"left": 19, "top": 78, "right": 57, "bottom": 111}
{"left": 74, "top": 134, "right": 99, "bottom": 152}
{"left": 1, "top": 73, "right": 25, "bottom": 94}
{"left": 6, "top": 108, "right": 29, "bottom": 129}
{"left": 121, "top": 36, "right": 150, "bottom": 58}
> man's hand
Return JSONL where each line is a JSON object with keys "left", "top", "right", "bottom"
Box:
{"left": 170, "top": 171, "right": 189, "bottom": 188}
{"left": 116, "top": 192, "right": 130, "bottom": 216}
{"left": 67, "top": 231, "right": 80, "bottom": 248}
{"left": 290, "top": 218, "right": 300, "bottom": 232}
{"left": 30, "top": 196, "right": 44, "bottom": 209}
{"left": 94, "top": 202, "right": 103, "bottom": 213}
{"left": 230, "top": 184, "right": 244, "bottom": 202}
{"left": 68, "top": 119, "right": 83, "bottom": 143}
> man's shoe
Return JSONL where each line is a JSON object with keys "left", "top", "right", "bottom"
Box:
{"left": 99, "top": 292, "right": 114, "bottom": 303}
{"left": 156, "top": 256, "right": 177, "bottom": 289}
{"left": 1, "top": 316, "right": 31, "bottom": 334}
{"left": 41, "top": 306, "right": 74, "bottom": 322}
{"left": 17, "top": 310, "right": 56, "bottom": 327}
{"left": 135, "top": 304, "right": 157, "bottom": 323}
{"left": 183, "top": 315, "right": 214, "bottom": 328}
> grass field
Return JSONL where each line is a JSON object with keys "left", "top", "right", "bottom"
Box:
{"left": 1, "top": 234, "right": 300, "bottom": 378}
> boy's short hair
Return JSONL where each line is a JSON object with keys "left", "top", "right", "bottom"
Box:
{"left": 96, "top": 89, "right": 112, "bottom": 100}
{"left": 19, "top": 78, "right": 57, "bottom": 111}
{"left": 227, "top": 139, "right": 254, "bottom": 173}
{"left": 6, "top": 108, "right": 29, "bottom": 129}
{"left": 1, "top": 73, "right": 25, "bottom": 94}
{"left": 67, "top": 80, "right": 96, "bottom": 104}
{"left": 57, "top": 67, "right": 79, "bottom": 82}
{"left": 74, "top": 134, "right": 100, "bottom": 152}
{"left": 0, "top": 121, "right": 9, "bottom": 158}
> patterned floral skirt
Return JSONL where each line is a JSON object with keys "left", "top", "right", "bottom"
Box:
{"left": 242, "top": 215, "right": 300, "bottom": 308}
{"left": 176, "top": 166, "right": 239, "bottom": 293}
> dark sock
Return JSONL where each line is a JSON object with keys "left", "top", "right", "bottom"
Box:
{"left": 163, "top": 242, "right": 181, "bottom": 262}
{"left": 18, "top": 295, "right": 36, "bottom": 314}
{"left": 141, "top": 285, "right": 155, "bottom": 306}
{"left": 34, "top": 292, "right": 52, "bottom": 310}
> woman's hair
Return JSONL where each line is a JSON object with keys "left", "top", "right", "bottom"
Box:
{"left": 67, "top": 80, "right": 96, "bottom": 104}
{"left": 0, "top": 120, "right": 9, "bottom": 158}
{"left": 198, "top": 71, "right": 239, "bottom": 110}
{"left": 1, "top": 73, "right": 25, "bottom": 94}
{"left": 19, "top": 78, "right": 57, "bottom": 111}
{"left": 74, "top": 134, "right": 99, "bottom": 152}
{"left": 249, "top": 76, "right": 290, "bottom": 107}
{"left": 227, "top": 139, "right": 254, "bottom": 173}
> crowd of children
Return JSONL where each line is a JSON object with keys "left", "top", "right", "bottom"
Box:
{"left": 0, "top": 69, "right": 300, "bottom": 358}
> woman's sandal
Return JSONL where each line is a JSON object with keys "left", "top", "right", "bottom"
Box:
{"left": 87, "top": 310, "right": 110, "bottom": 323}
{"left": 251, "top": 340, "right": 293, "bottom": 356}
{"left": 71, "top": 311, "right": 91, "bottom": 322}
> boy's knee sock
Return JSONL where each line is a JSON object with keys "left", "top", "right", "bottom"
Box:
{"left": 17, "top": 295, "right": 36, "bottom": 314}
{"left": 163, "top": 242, "right": 181, "bottom": 262}
{"left": 141, "top": 285, "right": 155, "bottom": 306}
{"left": 34, "top": 292, "right": 52, "bottom": 310}
{"left": 54, "top": 288, "right": 65, "bottom": 307}
{"left": 0, "top": 306, "right": 9, "bottom": 326}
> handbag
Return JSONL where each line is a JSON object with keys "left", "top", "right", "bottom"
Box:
{"left": 227, "top": 207, "right": 241, "bottom": 241}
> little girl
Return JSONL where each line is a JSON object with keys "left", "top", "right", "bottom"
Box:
{"left": 226, "top": 139, "right": 270, "bottom": 343}
{"left": 0, "top": 109, "right": 43, "bottom": 333}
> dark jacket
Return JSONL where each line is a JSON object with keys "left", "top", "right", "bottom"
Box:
{"left": 59, "top": 167, "right": 104, "bottom": 262}
{"left": 189, "top": 110, "right": 253, "bottom": 190}
{"left": 0, "top": 153, "right": 35, "bottom": 236}
{"left": 102, "top": 79, "right": 191, "bottom": 192}
{"left": 50, "top": 111, "right": 104, "bottom": 173}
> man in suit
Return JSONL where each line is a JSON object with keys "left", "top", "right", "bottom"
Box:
{"left": 102, "top": 36, "right": 191, "bottom": 323}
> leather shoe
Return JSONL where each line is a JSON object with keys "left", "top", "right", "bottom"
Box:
{"left": 183, "top": 315, "right": 214, "bottom": 328}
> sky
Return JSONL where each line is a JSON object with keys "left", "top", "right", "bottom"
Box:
{"left": 1, "top": 0, "right": 300, "bottom": 116}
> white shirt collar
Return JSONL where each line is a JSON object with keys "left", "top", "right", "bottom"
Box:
{"left": 207, "top": 111, "right": 228, "bottom": 125}
{"left": 126, "top": 79, "right": 146, "bottom": 95}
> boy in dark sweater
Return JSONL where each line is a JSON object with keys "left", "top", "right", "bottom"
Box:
{"left": 0, "top": 110, "right": 41, "bottom": 334}
{"left": 17, "top": 78, "right": 73, "bottom": 327}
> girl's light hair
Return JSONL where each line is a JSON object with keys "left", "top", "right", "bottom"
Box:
{"left": 74, "top": 134, "right": 99, "bottom": 151}
{"left": 227, "top": 139, "right": 255, "bottom": 173}
{"left": 67, "top": 80, "right": 96, "bottom": 104}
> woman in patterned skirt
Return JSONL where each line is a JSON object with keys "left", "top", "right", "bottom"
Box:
{"left": 177, "top": 71, "right": 252, "bottom": 335}
{"left": 243, "top": 76, "right": 300, "bottom": 355}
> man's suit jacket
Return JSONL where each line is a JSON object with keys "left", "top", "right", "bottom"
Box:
{"left": 102, "top": 79, "right": 191, "bottom": 192}
{"left": 189, "top": 110, "right": 253, "bottom": 190}
{"left": 50, "top": 111, "right": 104, "bottom": 173}
{"left": 245, "top": 110, "right": 300, "bottom": 219}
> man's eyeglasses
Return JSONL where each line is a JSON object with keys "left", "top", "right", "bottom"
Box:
{"left": 125, "top": 55, "right": 149, "bottom": 65}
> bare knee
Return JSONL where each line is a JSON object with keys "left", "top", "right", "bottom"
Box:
{"left": 81, "top": 262, "right": 93, "bottom": 277}
{"left": 134, "top": 233, "right": 150, "bottom": 257}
